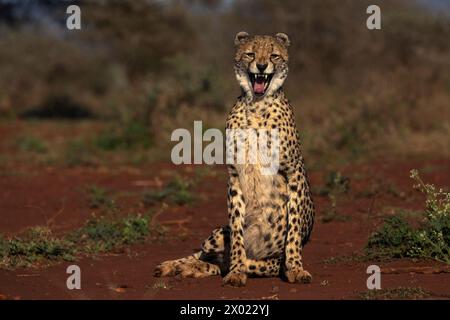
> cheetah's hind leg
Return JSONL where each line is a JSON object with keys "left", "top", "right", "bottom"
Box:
{"left": 154, "top": 226, "right": 228, "bottom": 278}
{"left": 154, "top": 252, "right": 221, "bottom": 278}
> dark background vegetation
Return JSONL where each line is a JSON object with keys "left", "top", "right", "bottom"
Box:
{"left": 0, "top": 0, "right": 449, "bottom": 167}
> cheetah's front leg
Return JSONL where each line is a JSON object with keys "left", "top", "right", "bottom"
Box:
{"left": 223, "top": 172, "right": 248, "bottom": 287}
{"left": 284, "top": 166, "right": 312, "bottom": 284}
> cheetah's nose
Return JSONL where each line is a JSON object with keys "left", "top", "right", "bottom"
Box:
{"left": 257, "top": 63, "right": 268, "bottom": 73}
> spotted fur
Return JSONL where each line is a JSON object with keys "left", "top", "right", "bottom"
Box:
{"left": 154, "top": 32, "right": 315, "bottom": 287}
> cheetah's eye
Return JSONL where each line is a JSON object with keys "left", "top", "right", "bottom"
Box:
{"left": 245, "top": 52, "right": 255, "bottom": 58}
{"left": 271, "top": 54, "right": 280, "bottom": 59}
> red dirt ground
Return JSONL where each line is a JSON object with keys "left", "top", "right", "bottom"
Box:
{"left": 0, "top": 158, "right": 449, "bottom": 300}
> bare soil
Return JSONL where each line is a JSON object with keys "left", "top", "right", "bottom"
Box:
{"left": 0, "top": 158, "right": 449, "bottom": 300}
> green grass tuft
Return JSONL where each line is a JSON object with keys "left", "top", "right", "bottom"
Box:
{"left": 70, "top": 214, "right": 153, "bottom": 253}
{"left": 17, "top": 136, "right": 47, "bottom": 154}
{"left": 0, "top": 227, "right": 76, "bottom": 268}
{"left": 95, "top": 121, "right": 152, "bottom": 151}
{"left": 315, "top": 171, "right": 351, "bottom": 223}
{"left": 0, "top": 213, "right": 165, "bottom": 269}
{"left": 87, "top": 185, "right": 117, "bottom": 211}
{"left": 64, "top": 140, "right": 96, "bottom": 167}
{"left": 143, "top": 176, "right": 195, "bottom": 206}
{"left": 313, "top": 171, "right": 350, "bottom": 197}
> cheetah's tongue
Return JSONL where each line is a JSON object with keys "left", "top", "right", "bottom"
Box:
{"left": 254, "top": 80, "right": 265, "bottom": 94}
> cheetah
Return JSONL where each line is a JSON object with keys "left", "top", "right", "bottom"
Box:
{"left": 154, "top": 32, "right": 315, "bottom": 287}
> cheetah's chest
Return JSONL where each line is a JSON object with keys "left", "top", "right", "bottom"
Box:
{"left": 233, "top": 103, "right": 290, "bottom": 259}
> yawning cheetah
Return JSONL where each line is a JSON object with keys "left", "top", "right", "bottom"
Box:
{"left": 154, "top": 32, "right": 315, "bottom": 287}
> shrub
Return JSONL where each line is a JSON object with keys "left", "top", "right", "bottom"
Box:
{"left": 366, "top": 170, "right": 450, "bottom": 263}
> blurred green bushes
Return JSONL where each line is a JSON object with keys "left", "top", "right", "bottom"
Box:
{"left": 0, "top": 0, "right": 449, "bottom": 162}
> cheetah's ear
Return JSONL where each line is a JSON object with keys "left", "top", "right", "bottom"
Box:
{"left": 234, "top": 31, "right": 250, "bottom": 46}
{"left": 275, "top": 33, "right": 290, "bottom": 47}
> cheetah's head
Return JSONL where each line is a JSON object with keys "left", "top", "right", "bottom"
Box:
{"left": 234, "top": 32, "right": 290, "bottom": 101}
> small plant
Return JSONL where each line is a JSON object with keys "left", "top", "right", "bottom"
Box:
{"left": 366, "top": 170, "right": 450, "bottom": 264}
{"left": 17, "top": 136, "right": 47, "bottom": 154}
{"left": 69, "top": 214, "right": 153, "bottom": 253}
{"left": 0, "top": 213, "right": 165, "bottom": 269}
{"left": 87, "top": 185, "right": 117, "bottom": 211}
{"left": 143, "top": 176, "right": 195, "bottom": 206}
{"left": 360, "top": 287, "right": 430, "bottom": 300}
{"left": 64, "top": 140, "right": 95, "bottom": 166}
{"left": 0, "top": 227, "right": 76, "bottom": 268}
{"left": 0, "top": 235, "right": 10, "bottom": 262}
{"left": 314, "top": 171, "right": 351, "bottom": 197}
{"left": 316, "top": 171, "right": 351, "bottom": 223}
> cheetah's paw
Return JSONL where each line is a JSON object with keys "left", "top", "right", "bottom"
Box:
{"left": 222, "top": 272, "right": 247, "bottom": 287}
{"left": 285, "top": 268, "right": 312, "bottom": 284}
{"left": 154, "top": 260, "right": 180, "bottom": 277}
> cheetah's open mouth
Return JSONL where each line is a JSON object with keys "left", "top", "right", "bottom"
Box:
{"left": 249, "top": 73, "right": 273, "bottom": 96}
